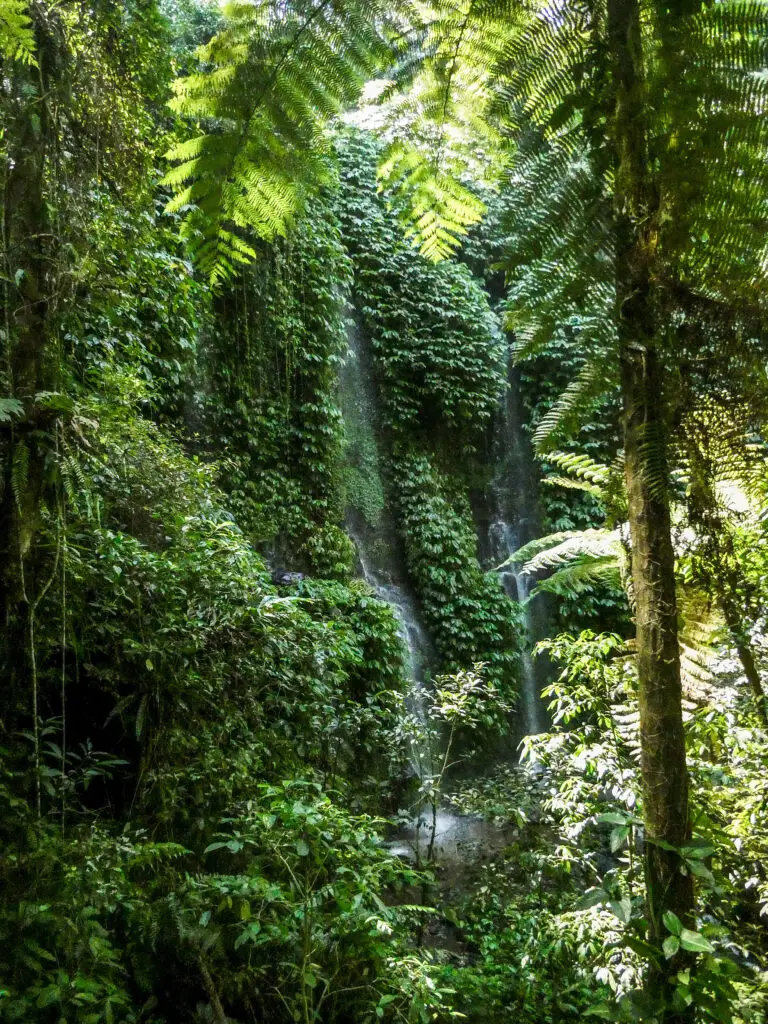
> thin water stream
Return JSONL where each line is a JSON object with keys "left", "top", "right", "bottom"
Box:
{"left": 488, "top": 520, "right": 547, "bottom": 737}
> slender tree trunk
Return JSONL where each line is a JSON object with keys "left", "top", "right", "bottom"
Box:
{"left": 0, "top": 7, "right": 58, "bottom": 769}
{"left": 622, "top": 342, "right": 695, "bottom": 1000}
{"left": 607, "top": 0, "right": 694, "bottom": 1015}
{"left": 1, "top": 39, "right": 51, "bottom": 620}
{"left": 719, "top": 595, "right": 768, "bottom": 727}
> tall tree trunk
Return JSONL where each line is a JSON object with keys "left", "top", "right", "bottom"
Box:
{"left": 607, "top": 0, "right": 694, "bottom": 1015}
{"left": 622, "top": 343, "right": 695, "bottom": 1007}
{"left": 0, "top": 6, "right": 59, "bottom": 789}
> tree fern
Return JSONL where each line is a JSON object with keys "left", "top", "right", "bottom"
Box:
{"left": 530, "top": 364, "right": 612, "bottom": 455}
{"left": 530, "top": 553, "right": 623, "bottom": 599}
{"left": 544, "top": 451, "right": 613, "bottom": 489}
{"left": 377, "top": 138, "right": 488, "bottom": 261}
{"left": 506, "top": 446, "right": 733, "bottom": 697}
{"left": 371, "top": 0, "right": 522, "bottom": 259}
{"left": 0, "top": 0, "right": 37, "bottom": 65}
{"left": 164, "top": 0, "right": 409, "bottom": 282}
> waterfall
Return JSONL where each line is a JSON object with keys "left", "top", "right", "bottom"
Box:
{"left": 486, "top": 346, "right": 549, "bottom": 737}
{"left": 338, "top": 317, "right": 433, "bottom": 774}
{"left": 339, "top": 320, "right": 545, "bottom": 861}
{"left": 489, "top": 520, "right": 546, "bottom": 736}
{"left": 348, "top": 526, "right": 432, "bottom": 776}
{"left": 340, "top": 318, "right": 487, "bottom": 861}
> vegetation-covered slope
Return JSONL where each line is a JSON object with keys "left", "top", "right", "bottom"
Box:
{"left": 2, "top": 1, "right": 768, "bottom": 1022}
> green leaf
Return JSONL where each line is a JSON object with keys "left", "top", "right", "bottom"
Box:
{"left": 610, "top": 825, "right": 630, "bottom": 853}
{"left": 597, "top": 812, "right": 632, "bottom": 825}
{"left": 686, "top": 860, "right": 715, "bottom": 885}
{"left": 624, "top": 934, "right": 661, "bottom": 964}
{"left": 295, "top": 839, "right": 309, "bottom": 857}
{"left": 582, "top": 1004, "right": 616, "bottom": 1019}
{"left": 663, "top": 936, "right": 680, "bottom": 959}
{"left": 575, "top": 887, "right": 608, "bottom": 910}
{"left": 679, "top": 929, "right": 714, "bottom": 954}
{"left": 680, "top": 840, "right": 716, "bottom": 860}
{"left": 608, "top": 898, "right": 631, "bottom": 924}
{"left": 663, "top": 911, "right": 683, "bottom": 937}
{"left": 203, "top": 841, "right": 227, "bottom": 855}
{"left": 0, "top": 398, "right": 23, "bottom": 423}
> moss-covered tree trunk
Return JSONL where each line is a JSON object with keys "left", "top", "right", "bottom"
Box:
{"left": 607, "top": 0, "right": 694, "bottom": 1015}
{"left": 0, "top": 9, "right": 59, "bottom": 807}
{"left": 622, "top": 342, "right": 695, "bottom": 998}
{"left": 1, "top": 54, "right": 50, "bottom": 597}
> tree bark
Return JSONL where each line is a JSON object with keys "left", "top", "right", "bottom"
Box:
{"left": 607, "top": 0, "right": 694, "bottom": 1016}
{"left": 0, "top": 6, "right": 58, "bottom": 742}
{"left": 622, "top": 342, "right": 695, "bottom": 1003}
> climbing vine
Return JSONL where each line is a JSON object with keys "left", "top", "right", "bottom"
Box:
{"left": 397, "top": 451, "right": 521, "bottom": 688}
{"left": 203, "top": 190, "right": 355, "bottom": 577}
{"left": 336, "top": 130, "right": 522, "bottom": 694}
{"left": 337, "top": 132, "right": 504, "bottom": 448}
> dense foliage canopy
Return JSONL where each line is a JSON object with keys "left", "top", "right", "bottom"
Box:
{"left": 1, "top": 1, "right": 768, "bottom": 1022}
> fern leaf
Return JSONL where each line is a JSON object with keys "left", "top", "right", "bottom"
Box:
{"left": 165, "top": 0, "right": 409, "bottom": 281}
{"left": 0, "top": 0, "right": 37, "bottom": 65}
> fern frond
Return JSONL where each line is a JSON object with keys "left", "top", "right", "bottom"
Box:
{"left": 531, "top": 363, "right": 613, "bottom": 454}
{"left": 377, "top": 138, "right": 487, "bottom": 260}
{"left": 530, "top": 554, "right": 622, "bottom": 598}
{"left": 542, "top": 474, "right": 604, "bottom": 497}
{"left": 0, "top": 0, "right": 37, "bottom": 65}
{"left": 11, "top": 439, "right": 29, "bottom": 514}
{"left": 369, "top": 0, "right": 523, "bottom": 259}
{"left": 165, "top": 0, "right": 409, "bottom": 281}
{"left": 612, "top": 700, "right": 641, "bottom": 764}
{"left": 499, "top": 529, "right": 589, "bottom": 569}
{"left": 0, "top": 397, "right": 24, "bottom": 423}
{"left": 520, "top": 528, "right": 622, "bottom": 577}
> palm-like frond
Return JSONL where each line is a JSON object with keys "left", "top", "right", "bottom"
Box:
{"left": 0, "top": 0, "right": 36, "bottom": 64}
{"left": 531, "top": 553, "right": 622, "bottom": 598}
{"left": 518, "top": 528, "right": 621, "bottom": 578}
{"left": 501, "top": 524, "right": 624, "bottom": 599}
{"left": 530, "top": 364, "right": 612, "bottom": 454}
{"left": 371, "top": 0, "right": 526, "bottom": 259}
{"left": 655, "top": 1, "right": 768, "bottom": 303}
{"left": 543, "top": 450, "right": 612, "bottom": 488}
{"left": 677, "top": 584, "right": 722, "bottom": 699}
{"left": 378, "top": 138, "right": 487, "bottom": 261}
{"left": 164, "top": 0, "right": 409, "bottom": 282}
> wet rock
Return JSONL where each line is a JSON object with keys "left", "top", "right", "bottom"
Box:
{"left": 272, "top": 570, "right": 305, "bottom": 586}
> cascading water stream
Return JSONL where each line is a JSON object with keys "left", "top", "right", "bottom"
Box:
{"left": 340, "top": 318, "right": 549, "bottom": 863}
{"left": 484, "top": 344, "right": 549, "bottom": 738}
{"left": 489, "top": 520, "right": 546, "bottom": 737}
{"left": 338, "top": 317, "right": 433, "bottom": 778}
{"left": 347, "top": 527, "right": 432, "bottom": 780}
{"left": 340, "top": 317, "right": 496, "bottom": 861}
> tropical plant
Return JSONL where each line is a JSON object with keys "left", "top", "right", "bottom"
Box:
{"left": 0, "top": 0, "right": 36, "bottom": 63}
{"left": 163, "top": 0, "right": 410, "bottom": 282}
